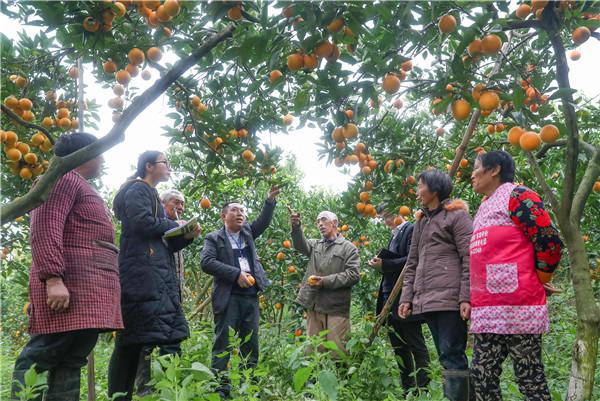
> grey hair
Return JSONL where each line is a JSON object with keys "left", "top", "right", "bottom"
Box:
{"left": 317, "top": 211, "right": 339, "bottom": 226}
{"left": 160, "top": 189, "right": 185, "bottom": 204}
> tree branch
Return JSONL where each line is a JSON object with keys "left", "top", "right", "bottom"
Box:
{"left": 546, "top": 14, "right": 579, "bottom": 222}
{"left": 0, "top": 25, "right": 236, "bottom": 224}
{"left": 570, "top": 148, "right": 600, "bottom": 227}
{"left": 525, "top": 151, "right": 560, "bottom": 215}
{"left": 536, "top": 140, "right": 567, "bottom": 158}
{"left": 501, "top": 19, "right": 541, "bottom": 31}
{"left": 1, "top": 104, "right": 56, "bottom": 144}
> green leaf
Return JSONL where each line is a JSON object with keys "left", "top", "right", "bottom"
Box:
{"left": 318, "top": 370, "right": 338, "bottom": 401}
{"left": 189, "top": 362, "right": 215, "bottom": 379}
{"left": 548, "top": 87, "right": 577, "bottom": 101}
{"left": 293, "top": 366, "right": 312, "bottom": 392}
{"left": 24, "top": 366, "right": 37, "bottom": 387}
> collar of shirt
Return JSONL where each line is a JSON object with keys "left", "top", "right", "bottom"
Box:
{"left": 394, "top": 221, "right": 408, "bottom": 235}
{"left": 319, "top": 234, "right": 340, "bottom": 244}
{"left": 225, "top": 228, "right": 246, "bottom": 249}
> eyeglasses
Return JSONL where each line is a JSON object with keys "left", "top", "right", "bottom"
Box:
{"left": 151, "top": 160, "right": 170, "bottom": 168}
{"left": 227, "top": 206, "right": 246, "bottom": 215}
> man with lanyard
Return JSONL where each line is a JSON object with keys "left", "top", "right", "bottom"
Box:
{"left": 134, "top": 189, "right": 187, "bottom": 397}
{"left": 201, "top": 186, "right": 280, "bottom": 398}
{"left": 291, "top": 210, "right": 360, "bottom": 357}
{"left": 368, "top": 204, "right": 430, "bottom": 395}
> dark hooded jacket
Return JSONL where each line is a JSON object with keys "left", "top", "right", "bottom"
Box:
{"left": 113, "top": 179, "right": 191, "bottom": 345}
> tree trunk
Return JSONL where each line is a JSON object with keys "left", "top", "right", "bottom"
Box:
{"left": 563, "top": 227, "right": 600, "bottom": 401}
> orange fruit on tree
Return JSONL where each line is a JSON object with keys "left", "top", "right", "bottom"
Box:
{"left": 331, "top": 126, "right": 345, "bottom": 142}
{"left": 24, "top": 152, "right": 38, "bottom": 165}
{"left": 526, "top": 87, "right": 536, "bottom": 99}
{"left": 6, "top": 148, "right": 22, "bottom": 161}
{"left": 364, "top": 204, "right": 375, "bottom": 215}
{"left": 406, "top": 175, "right": 416, "bottom": 185}
{"left": 327, "top": 18, "right": 344, "bottom": 33}
{"left": 530, "top": 103, "right": 539, "bottom": 113}
{"left": 486, "top": 124, "right": 496, "bottom": 134}
{"left": 113, "top": 2, "right": 127, "bottom": 17}
{"left": 116, "top": 70, "right": 131, "bottom": 85}
{"left": 479, "top": 91, "right": 500, "bottom": 110}
{"left": 572, "top": 26, "right": 591, "bottom": 45}
{"left": 103, "top": 59, "right": 117, "bottom": 74}
{"left": 356, "top": 202, "right": 366, "bottom": 213}
{"left": 362, "top": 166, "right": 372, "bottom": 175}
{"left": 242, "top": 149, "right": 255, "bottom": 161}
{"left": 345, "top": 109, "right": 354, "bottom": 119}
{"left": 17, "top": 142, "right": 30, "bottom": 154}
{"left": 31, "top": 132, "right": 46, "bottom": 146}
{"left": 4, "top": 131, "right": 18, "bottom": 145}
{"left": 467, "top": 39, "right": 482, "bottom": 56}
{"left": 382, "top": 74, "right": 401, "bottom": 94}
{"left": 58, "top": 117, "right": 72, "bottom": 129}
{"left": 200, "top": 197, "right": 211, "bottom": 209}
{"left": 294, "top": 328, "right": 302, "bottom": 337}
{"left": 287, "top": 265, "right": 296, "bottom": 273}
{"left": 21, "top": 110, "right": 34, "bottom": 121}
{"left": 287, "top": 53, "right": 304, "bottom": 71}
{"left": 190, "top": 95, "right": 201, "bottom": 107}
{"left": 282, "top": 240, "right": 291, "bottom": 248}
{"left": 401, "top": 60, "right": 413, "bottom": 71}
{"left": 569, "top": 50, "right": 581, "bottom": 61}
{"left": 359, "top": 191, "right": 370, "bottom": 202}
{"left": 364, "top": 180, "right": 374, "bottom": 191}
{"left": 531, "top": 0, "right": 549, "bottom": 10}
{"left": 128, "top": 48, "right": 145, "bottom": 65}
{"left": 237, "top": 128, "right": 248, "bottom": 138}
{"left": 147, "top": 47, "right": 162, "bottom": 62}
{"left": 302, "top": 53, "right": 318, "bottom": 70}
{"left": 343, "top": 123, "right": 358, "bottom": 139}
{"left": 516, "top": 4, "right": 531, "bottom": 19}
{"left": 495, "top": 123, "right": 505, "bottom": 132}
{"left": 593, "top": 181, "right": 600, "bottom": 192}
{"left": 399, "top": 206, "right": 410, "bottom": 216}
{"left": 341, "top": 224, "right": 349, "bottom": 231}
{"left": 125, "top": 63, "right": 139, "bottom": 77}
{"left": 269, "top": 69, "right": 283, "bottom": 83}
{"left": 163, "top": 0, "right": 181, "bottom": 17}
{"left": 83, "top": 16, "right": 100, "bottom": 32}
{"left": 540, "top": 124, "right": 559, "bottom": 143}
{"left": 438, "top": 14, "right": 457, "bottom": 33}
{"left": 18, "top": 98, "right": 33, "bottom": 111}
{"left": 227, "top": 6, "right": 242, "bottom": 21}
{"left": 519, "top": 131, "right": 541, "bottom": 151}
{"left": 57, "top": 107, "right": 70, "bottom": 119}
{"left": 113, "top": 84, "right": 125, "bottom": 96}
{"left": 460, "top": 158, "right": 469, "bottom": 168}
{"left": 507, "top": 126, "right": 524, "bottom": 145}
{"left": 472, "top": 83, "right": 485, "bottom": 101}
{"left": 14, "top": 76, "right": 27, "bottom": 88}
{"left": 19, "top": 167, "right": 33, "bottom": 180}
{"left": 276, "top": 252, "right": 285, "bottom": 261}
{"left": 283, "top": 114, "right": 294, "bottom": 125}
{"left": 315, "top": 41, "right": 334, "bottom": 58}
{"left": 452, "top": 99, "right": 471, "bottom": 120}
{"left": 68, "top": 67, "right": 79, "bottom": 79}
{"left": 4, "top": 95, "right": 19, "bottom": 109}
{"left": 481, "top": 34, "right": 502, "bottom": 54}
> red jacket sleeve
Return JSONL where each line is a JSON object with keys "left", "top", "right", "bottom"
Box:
{"left": 508, "top": 186, "right": 563, "bottom": 274}
{"left": 30, "top": 173, "right": 81, "bottom": 281}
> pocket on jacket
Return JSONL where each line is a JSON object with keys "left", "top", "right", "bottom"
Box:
{"left": 92, "top": 247, "right": 119, "bottom": 273}
{"left": 486, "top": 263, "right": 518, "bottom": 294}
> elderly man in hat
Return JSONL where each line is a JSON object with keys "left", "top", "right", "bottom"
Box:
{"left": 291, "top": 210, "right": 360, "bottom": 356}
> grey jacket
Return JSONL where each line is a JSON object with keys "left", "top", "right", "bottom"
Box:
{"left": 292, "top": 226, "right": 360, "bottom": 318}
{"left": 399, "top": 199, "right": 473, "bottom": 315}
{"left": 200, "top": 199, "right": 275, "bottom": 315}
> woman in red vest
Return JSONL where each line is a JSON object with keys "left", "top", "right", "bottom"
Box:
{"left": 469, "top": 150, "right": 562, "bottom": 401}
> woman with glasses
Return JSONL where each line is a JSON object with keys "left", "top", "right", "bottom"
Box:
{"left": 108, "top": 151, "right": 200, "bottom": 401}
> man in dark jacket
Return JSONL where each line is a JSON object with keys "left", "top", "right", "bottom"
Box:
{"left": 200, "top": 186, "right": 279, "bottom": 398}
{"left": 369, "top": 205, "right": 430, "bottom": 395}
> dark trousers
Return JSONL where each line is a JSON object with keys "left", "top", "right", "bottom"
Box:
{"left": 424, "top": 311, "right": 469, "bottom": 370}
{"left": 108, "top": 336, "right": 180, "bottom": 401}
{"left": 211, "top": 294, "right": 260, "bottom": 396}
{"left": 11, "top": 329, "right": 99, "bottom": 401}
{"left": 471, "top": 333, "right": 551, "bottom": 401}
{"left": 134, "top": 343, "right": 182, "bottom": 396}
{"left": 387, "top": 318, "right": 431, "bottom": 392}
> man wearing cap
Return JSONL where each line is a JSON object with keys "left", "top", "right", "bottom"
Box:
{"left": 368, "top": 205, "right": 430, "bottom": 395}
{"left": 291, "top": 210, "right": 360, "bottom": 356}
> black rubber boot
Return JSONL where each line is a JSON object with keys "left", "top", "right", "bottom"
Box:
{"left": 134, "top": 349, "right": 153, "bottom": 397}
{"left": 44, "top": 368, "right": 80, "bottom": 401}
{"left": 442, "top": 369, "right": 470, "bottom": 401}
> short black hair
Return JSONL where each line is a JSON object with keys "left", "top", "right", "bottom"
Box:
{"left": 54, "top": 132, "right": 97, "bottom": 157}
{"left": 132, "top": 150, "right": 163, "bottom": 179}
{"left": 417, "top": 169, "right": 453, "bottom": 202}
{"left": 477, "top": 150, "right": 515, "bottom": 183}
{"left": 221, "top": 200, "right": 243, "bottom": 213}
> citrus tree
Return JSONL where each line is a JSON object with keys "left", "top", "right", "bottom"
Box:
{"left": 1, "top": 1, "right": 599, "bottom": 399}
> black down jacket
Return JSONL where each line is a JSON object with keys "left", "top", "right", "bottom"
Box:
{"left": 113, "top": 180, "right": 191, "bottom": 345}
